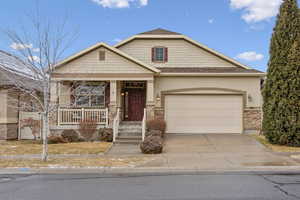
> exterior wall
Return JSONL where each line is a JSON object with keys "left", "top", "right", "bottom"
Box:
{"left": 118, "top": 39, "right": 238, "bottom": 68}
{"left": 0, "top": 89, "right": 7, "bottom": 124}
{"left": 54, "top": 47, "right": 152, "bottom": 74}
{"left": 244, "top": 109, "right": 262, "bottom": 131}
{"left": 154, "top": 76, "right": 262, "bottom": 108}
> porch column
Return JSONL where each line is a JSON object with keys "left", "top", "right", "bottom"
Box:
{"left": 109, "top": 80, "right": 117, "bottom": 127}
{"left": 146, "top": 80, "right": 155, "bottom": 119}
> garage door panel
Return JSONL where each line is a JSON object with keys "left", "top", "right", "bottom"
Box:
{"left": 165, "top": 95, "right": 243, "bottom": 134}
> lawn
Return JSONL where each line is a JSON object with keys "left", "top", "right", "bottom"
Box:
{"left": 0, "top": 141, "right": 112, "bottom": 155}
{"left": 0, "top": 157, "right": 148, "bottom": 168}
{"left": 252, "top": 135, "right": 300, "bottom": 153}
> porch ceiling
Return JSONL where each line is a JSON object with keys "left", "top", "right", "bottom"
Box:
{"left": 51, "top": 73, "right": 154, "bottom": 81}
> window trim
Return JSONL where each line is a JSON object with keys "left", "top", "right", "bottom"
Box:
{"left": 152, "top": 46, "right": 168, "bottom": 63}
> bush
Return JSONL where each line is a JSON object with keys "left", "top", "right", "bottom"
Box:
{"left": 146, "top": 119, "right": 166, "bottom": 138}
{"left": 98, "top": 128, "right": 113, "bottom": 142}
{"left": 61, "top": 129, "right": 81, "bottom": 143}
{"left": 140, "top": 136, "right": 163, "bottom": 154}
{"left": 47, "top": 136, "right": 67, "bottom": 144}
{"left": 146, "top": 130, "right": 162, "bottom": 138}
{"left": 79, "top": 118, "right": 97, "bottom": 141}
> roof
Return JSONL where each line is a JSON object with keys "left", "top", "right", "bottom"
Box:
{"left": 115, "top": 31, "right": 252, "bottom": 70}
{"left": 157, "top": 67, "right": 263, "bottom": 73}
{"left": 54, "top": 42, "right": 160, "bottom": 73}
{"left": 138, "top": 28, "right": 182, "bottom": 35}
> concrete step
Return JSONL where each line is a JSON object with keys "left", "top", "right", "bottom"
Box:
{"left": 114, "top": 140, "right": 141, "bottom": 145}
{"left": 118, "top": 132, "right": 142, "bottom": 137}
{"left": 116, "top": 136, "right": 142, "bottom": 140}
{"left": 120, "top": 121, "right": 142, "bottom": 126}
{"left": 118, "top": 127, "right": 142, "bottom": 132}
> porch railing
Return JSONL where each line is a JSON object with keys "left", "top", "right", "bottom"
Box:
{"left": 142, "top": 108, "right": 147, "bottom": 141}
{"left": 58, "top": 107, "right": 108, "bottom": 127}
{"left": 113, "top": 108, "right": 120, "bottom": 142}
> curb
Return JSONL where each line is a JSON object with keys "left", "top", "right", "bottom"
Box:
{"left": 1, "top": 166, "right": 300, "bottom": 176}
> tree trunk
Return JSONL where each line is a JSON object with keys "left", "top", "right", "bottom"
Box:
{"left": 42, "top": 112, "right": 49, "bottom": 161}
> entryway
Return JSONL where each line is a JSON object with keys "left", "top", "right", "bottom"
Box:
{"left": 122, "top": 81, "right": 146, "bottom": 121}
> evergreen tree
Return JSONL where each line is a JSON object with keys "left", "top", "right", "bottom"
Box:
{"left": 263, "top": 0, "right": 300, "bottom": 146}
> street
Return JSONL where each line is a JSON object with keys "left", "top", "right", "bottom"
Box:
{"left": 0, "top": 173, "right": 300, "bottom": 200}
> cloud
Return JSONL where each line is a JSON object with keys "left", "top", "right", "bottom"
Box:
{"left": 230, "top": 0, "right": 282, "bottom": 23}
{"left": 10, "top": 43, "right": 33, "bottom": 50}
{"left": 91, "top": 0, "right": 148, "bottom": 8}
{"left": 208, "top": 19, "right": 214, "bottom": 24}
{"left": 113, "top": 38, "right": 122, "bottom": 43}
{"left": 236, "top": 51, "right": 264, "bottom": 61}
{"left": 28, "top": 55, "right": 40, "bottom": 62}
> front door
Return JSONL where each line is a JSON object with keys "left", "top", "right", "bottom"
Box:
{"left": 123, "top": 82, "right": 146, "bottom": 121}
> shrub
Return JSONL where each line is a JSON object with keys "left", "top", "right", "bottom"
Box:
{"left": 47, "top": 136, "right": 67, "bottom": 144}
{"left": 98, "top": 128, "right": 113, "bottom": 142}
{"left": 79, "top": 118, "right": 97, "bottom": 141}
{"left": 146, "top": 119, "right": 166, "bottom": 138}
{"left": 146, "top": 130, "right": 162, "bottom": 138}
{"left": 140, "top": 136, "right": 163, "bottom": 154}
{"left": 61, "top": 129, "right": 80, "bottom": 143}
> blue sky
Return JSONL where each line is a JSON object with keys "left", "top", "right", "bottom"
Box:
{"left": 1, "top": 0, "right": 296, "bottom": 72}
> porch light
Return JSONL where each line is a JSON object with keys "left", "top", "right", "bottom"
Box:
{"left": 248, "top": 94, "right": 252, "bottom": 102}
{"left": 156, "top": 94, "right": 161, "bottom": 101}
{"left": 121, "top": 93, "right": 125, "bottom": 96}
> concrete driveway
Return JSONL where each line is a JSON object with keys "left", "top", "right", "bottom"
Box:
{"left": 145, "top": 134, "right": 300, "bottom": 170}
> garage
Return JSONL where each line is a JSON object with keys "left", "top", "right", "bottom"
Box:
{"left": 165, "top": 94, "right": 243, "bottom": 134}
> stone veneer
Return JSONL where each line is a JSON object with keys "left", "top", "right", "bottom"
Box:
{"left": 244, "top": 109, "right": 262, "bottom": 131}
{"left": 0, "top": 123, "right": 18, "bottom": 140}
{"left": 154, "top": 108, "right": 164, "bottom": 119}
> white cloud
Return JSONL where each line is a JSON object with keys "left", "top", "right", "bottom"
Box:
{"left": 91, "top": 0, "right": 148, "bottom": 8}
{"left": 230, "top": 0, "right": 282, "bottom": 23}
{"left": 208, "top": 19, "right": 214, "bottom": 24}
{"left": 139, "top": 0, "right": 148, "bottom": 6}
{"left": 28, "top": 55, "right": 40, "bottom": 62}
{"left": 10, "top": 43, "right": 33, "bottom": 50}
{"left": 32, "top": 48, "right": 40, "bottom": 52}
{"left": 113, "top": 38, "right": 122, "bottom": 43}
{"left": 236, "top": 51, "right": 264, "bottom": 61}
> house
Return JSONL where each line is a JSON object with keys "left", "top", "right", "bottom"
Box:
{"left": 0, "top": 51, "right": 41, "bottom": 140}
{"left": 50, "top": 28, "right": 264, "bottom": 141}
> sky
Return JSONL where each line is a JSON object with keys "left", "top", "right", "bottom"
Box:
{"left": 0, "top": 0, "right": 297, "bottom": 72}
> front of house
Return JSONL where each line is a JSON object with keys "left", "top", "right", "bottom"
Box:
{"left": 50, "top": 29, "right": 264, "bottom": 138}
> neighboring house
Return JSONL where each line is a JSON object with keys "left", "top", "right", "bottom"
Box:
{"left": 0, "top": 51, "right": 40, "bottom": 140}
{"left": 50, "top": 28, "right": 265, "bottom": 139}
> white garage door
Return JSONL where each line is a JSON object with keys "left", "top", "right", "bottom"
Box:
{"left": 165, "top": 95, "right": 243, "bottom": 134}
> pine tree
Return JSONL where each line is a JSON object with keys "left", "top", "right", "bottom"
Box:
{"left": 263, "top": 0, "right": 300, "bottom": 146}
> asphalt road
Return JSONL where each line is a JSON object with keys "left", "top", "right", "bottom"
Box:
{"left": 0, "top": 173, "right": 300, "bottom": 200}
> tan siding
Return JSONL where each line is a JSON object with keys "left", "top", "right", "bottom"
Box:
{"left": 55, "top": 47, "right": 152, "bottom": 74}
{"left": 118, "top": 39, "right": 237, "bottom": 68}
{"left": 0, "top": 90, "right": 7, "bottom": 123}
{"left": 6, "top": 90, "right": 18, "bottom": 123}
{"left": 154, "top": 77, "right": 262, "bottom": 108}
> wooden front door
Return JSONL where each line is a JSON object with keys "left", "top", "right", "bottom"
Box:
{"left": 123, "top": 88, "right": 146, "bottom": 121}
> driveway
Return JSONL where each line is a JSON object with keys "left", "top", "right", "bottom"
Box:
{"left": 143, "top": 134, "right": 300, "bottom": 170}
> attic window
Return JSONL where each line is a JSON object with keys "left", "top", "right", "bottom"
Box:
{"left": 99, "top": 50, "right": 105, "bottom": 61}
{"left": 152, "top": 47, "right": 168, "bottom": 62}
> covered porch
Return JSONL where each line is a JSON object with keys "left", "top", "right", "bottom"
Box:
{"left": 50, "top": 75, "right": 155, "bottom": 128}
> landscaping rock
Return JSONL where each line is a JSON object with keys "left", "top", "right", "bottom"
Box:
{"left": 140, "top": 136, "right": 163, "bottom": 154}
{"left": 99, "top": 128, "right": 113, "bottom": 142}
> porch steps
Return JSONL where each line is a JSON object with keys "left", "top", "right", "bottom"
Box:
{"left": 114, "top": 121, "right": 142, "bottom": 144}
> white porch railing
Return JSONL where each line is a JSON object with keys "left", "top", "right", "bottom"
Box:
{"left": 58, "top": 107, "right": 108, "bottom": 127}
{"left": 113, "top": 108, "right": 120, "bottom": 142}
{"left": 142, "top": 108, "right": 147, "bottom": 141}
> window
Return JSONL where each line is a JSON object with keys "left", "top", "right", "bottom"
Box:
{"left": 99, "top": 50, "right": 105, "bottom": 61}
{"left": 152, "top": 47, "right": 168, "bottom": 62}
{"left": 72, "top": 82, "right": 106, "bottom": 107}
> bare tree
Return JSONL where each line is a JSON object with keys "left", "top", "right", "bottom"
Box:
{"left": 0, "top": 10, "right": 77, "bottom": 161}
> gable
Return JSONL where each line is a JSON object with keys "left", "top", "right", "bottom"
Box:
{"left": 54, "top": 45, "right": 155, "bottom": 74}
{"left": 118, "top": 38, "right": 241, "bottom": 69}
